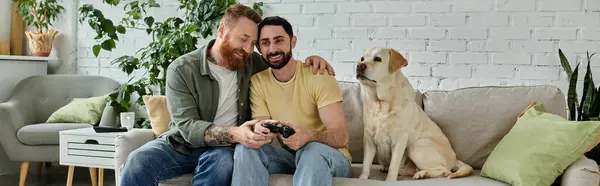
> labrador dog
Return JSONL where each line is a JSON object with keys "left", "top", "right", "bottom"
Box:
{"left": 356, "top": 47, "right": 473, "bottom": 181}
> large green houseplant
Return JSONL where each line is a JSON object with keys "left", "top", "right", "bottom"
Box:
{"left": 12, "top": 0, "right": 64, "bottom": 57}
{"left": 78, "top": 0, "right": 262, "bottom": 128}
{"left": 558, "top": 49, "right": 600, "bottom": 163}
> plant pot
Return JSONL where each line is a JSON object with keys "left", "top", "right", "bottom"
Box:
{"left": 25, "top": 29, "right": 58, "bottom": 57}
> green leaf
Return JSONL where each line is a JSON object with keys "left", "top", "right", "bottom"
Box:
{"left": 590, "top": 86, "right": 600, "bottom": 117}
{"left": 117, "top": 25, "right": 126, "bottom": 34}
{"left": 559, "top": 49, "right": 573, "bottom": 79}
{"left": 92, "top": 45, "right": 101, "bottom": 57}
{"left": 581, "top": 53, "right": 596, "bottom": 119}
{"left": 144, "top": 16, "right": 155, "bottom": 27}
{"left": 186, "top": 24, "right": 198, "bottom": 32}
{"left": 568, "top": 63, "right": 580, "bottom": 121}
{"left": 168, "top": 47, "right": 180, "bottom": 57}
{"left": 102, "top": 19, "right": 116, "bottom": 34}
{"left": 101, "top": 39, "right": 115, "bottom": 51}
{"left": 126, "top": 11, "right": 141, "bottom": 20}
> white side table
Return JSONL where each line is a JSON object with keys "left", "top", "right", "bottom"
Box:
{"left": 59, "top": 127, "right": 126, "bottom": 186}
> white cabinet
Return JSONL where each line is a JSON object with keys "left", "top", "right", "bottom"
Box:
{"left": 59, "top": 127, "right": 120, "bottom": 169}
{"left": 60, "top": 127, "right": 125, "bottom": 186}
{"left": 0, "top": 55, "right": 50, "bottom": 102}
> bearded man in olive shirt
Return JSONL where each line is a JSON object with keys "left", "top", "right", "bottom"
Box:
{"left": 119, "top": 4, "right": 336, "bottom": 186}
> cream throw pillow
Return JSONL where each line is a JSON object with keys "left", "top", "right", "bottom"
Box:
{"left": 143, "top": 95, "right": 171, "bottom": 137}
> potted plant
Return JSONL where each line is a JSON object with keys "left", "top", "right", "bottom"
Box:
{"left": 558, "top": 49, "right": 600, "bottom": 163}
{"left": 12, "top": 0, "right": 64, "bottom": 57}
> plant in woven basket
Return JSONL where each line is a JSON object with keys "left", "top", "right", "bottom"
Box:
{"left": 558, "top": 48, "right": 600, "bottom": 163}
{"left": 12, "top": 0, "right": 64, "bottom": 57}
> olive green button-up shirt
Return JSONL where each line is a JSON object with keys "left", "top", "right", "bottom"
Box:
{"left": 161, "top": 39, "right": 269, "bottom": 155}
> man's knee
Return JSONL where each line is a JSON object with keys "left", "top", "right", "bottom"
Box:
{"left": 233, "top": 143, "right": 261, "bottom": 160}
{"left": 197, "top": 147, "right": 234, "bottom": 173}
{"left": 123, "top": 141, "right": 167, "bottom": 172}
{"left": 298, "top": 142, "right": 335, "bottom": 156}
{"left": 297, "top": 142, "right": 346, "bottom": 165}
{"left": 296, "top": 142, "right": 351, "bottom": 177}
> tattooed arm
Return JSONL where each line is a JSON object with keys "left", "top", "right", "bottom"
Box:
{"left": 204, "top": 120, "right": 271, "bottom": 148}
{"left": 203, "top": 125, "right": 235, "bottom": 146}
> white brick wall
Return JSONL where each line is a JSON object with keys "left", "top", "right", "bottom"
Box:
{"left": 74, "top": 0, "right": 600, "bottom": 94}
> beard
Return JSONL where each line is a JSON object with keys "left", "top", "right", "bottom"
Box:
{"left": 219, "top": 37, "right": 249, "bottom": 71}
{"left": 264, "top": 49, "right": 293, "bottom": 70}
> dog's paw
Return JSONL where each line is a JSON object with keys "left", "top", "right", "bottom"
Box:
{"left": 380, "top": 167, "right": 389, "bottom": 172}
{"left": 359, "top": 174, "right": 369, "bottom": 179}
{"left": 413, "top": 171, "right": 427, "bottom": 179}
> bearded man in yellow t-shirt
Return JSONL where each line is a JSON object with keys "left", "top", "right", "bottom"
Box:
{"left": 231, "top": 16, "right": 352, "bottom": 186}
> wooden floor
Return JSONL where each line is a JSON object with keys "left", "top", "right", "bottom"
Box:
{"left": 0, "top": 165, "right": 115, "bottom": 186}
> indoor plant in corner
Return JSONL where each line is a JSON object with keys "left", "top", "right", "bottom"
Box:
{"left": 558, "top": 49, "right": 600, "bottom": 163}
{"left": 12, "top": 0, "right": 64, "bottom": 57}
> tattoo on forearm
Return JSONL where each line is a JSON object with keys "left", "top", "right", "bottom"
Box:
{"left": 205, "top": 125, "right": 234, "bottom": 146}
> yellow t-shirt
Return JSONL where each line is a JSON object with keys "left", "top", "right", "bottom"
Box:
{"left": 249, "top": 60, "right": 352, "bottom": 162}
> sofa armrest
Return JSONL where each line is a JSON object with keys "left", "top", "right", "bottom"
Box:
{"left": 0, "top": 100, "right": 32, "bottom": 161}
{"left": 561, "top": 156, "right": 600, "bottom": 186}
{"left": 114, "top": 129, "right": 155, "bottom": 186}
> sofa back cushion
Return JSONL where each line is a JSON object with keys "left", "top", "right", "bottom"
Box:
{"left": 339, "top": 81, "right": 423, "bottom": 163}
{"left": 10, "top": 75, "right": 120, "bottom": 125}
{"left": 422, "top": 85, "right": 567, "bottom": 169}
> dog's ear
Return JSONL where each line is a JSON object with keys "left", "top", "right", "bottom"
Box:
{"left": 388, "top": 48, "right": 408, "bottom": 73}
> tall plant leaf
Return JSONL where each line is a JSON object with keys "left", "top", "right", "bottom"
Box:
{"left": 591, "top": 86, "right": 600, "bottom": 117}
{"left": 568, "top": 63, "right": 580, "bottom": 121}
{"left": 581, "top": 57, "right": 595, "bottom": 120}
{"left": 559, "top": 49, "right": 573, "bottom": 78}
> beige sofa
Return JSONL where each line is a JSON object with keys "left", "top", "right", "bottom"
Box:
{"left": 113, "top": 81, "right": 600, "bottom": 186}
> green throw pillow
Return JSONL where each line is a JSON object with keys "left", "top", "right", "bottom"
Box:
{"left": 46, "top": 95, "right": 109, "bottom": 125}
{"left": 481, "top": 103, "right": 600, "bottom": 186}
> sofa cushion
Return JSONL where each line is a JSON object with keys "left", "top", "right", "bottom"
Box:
{"left": 481, "top": 103, "right": 600, "bottom": 186}
{"left": 338, "top": 81, "right": 423, "bottom": 163}
{"left": 142, "top": 95, "right": 171, "bottom": 137}
{"left": 158, "top": 165, "right": 508, "bottom": 186}
{"left": 46, "top": 95, "right": 109, "bottom": 125}
{"left": 17, "top": 123, "right": 92, "bottom": 145}
{"left": 422, "top": 85, "right": 567, "bottom": 169}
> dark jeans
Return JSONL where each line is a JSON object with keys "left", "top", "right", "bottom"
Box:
{"left": 119, "top": 137, "right": 234, "bottom": 186}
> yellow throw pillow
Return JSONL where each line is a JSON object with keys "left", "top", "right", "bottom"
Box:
{"left": 143, "top": 95, "right": 171, "bottom": 137}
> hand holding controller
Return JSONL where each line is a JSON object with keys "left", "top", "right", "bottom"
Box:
{"left": 262, "top": 122, "right": 296, "bottom": 138}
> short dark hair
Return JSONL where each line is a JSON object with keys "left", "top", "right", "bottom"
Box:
{"left": 222, "top": 4, "right": 262, "bottom": 27}
{"left": 257, "top": 16, "right": 294, "bottom": 40}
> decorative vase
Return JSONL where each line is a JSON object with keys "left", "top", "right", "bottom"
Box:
{"left": 25, "top": 29, "right": 58, "bottom": 57}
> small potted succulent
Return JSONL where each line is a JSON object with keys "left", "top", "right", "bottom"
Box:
{"left": 12, "top": 0, "right": 64, "bottom": 57}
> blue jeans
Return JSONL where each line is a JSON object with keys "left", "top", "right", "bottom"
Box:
{"left": 119, "top": 137, "right": 234, "bottom": 186}
{"left": 231, "top": 142, "right": 351, "bottom": 186}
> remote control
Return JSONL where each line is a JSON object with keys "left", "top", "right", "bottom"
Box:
{"left": 93, "top": 126, "right": 128, "bottom": 133}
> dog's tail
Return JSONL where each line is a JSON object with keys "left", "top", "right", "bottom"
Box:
{"left": 447, "top": 160, "right": 473, "bottom": 179}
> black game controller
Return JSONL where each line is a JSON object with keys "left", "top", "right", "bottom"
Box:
{"left": 262, "top": 122, "right": 296, "bottom": 138}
